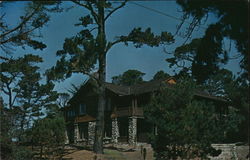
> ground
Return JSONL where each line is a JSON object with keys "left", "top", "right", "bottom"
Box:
{"left": 62, "top": 144, "right": 154, "bottom": 160}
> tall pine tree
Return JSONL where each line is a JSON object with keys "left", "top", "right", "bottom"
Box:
{"left": 47, "top": 0, "right": 174, "bottom": 153}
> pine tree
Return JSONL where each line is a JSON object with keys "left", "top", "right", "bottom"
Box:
{"left": 168, "top": 0, "right": 248, "bottom": 83}
{"left": 47, "top": 0, "right": 174, "bottom": 153}
{"left": 0, "top": 54, "right": 59, "bottom": 158}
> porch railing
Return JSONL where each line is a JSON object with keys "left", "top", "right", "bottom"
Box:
{"left": 114, "top": 106, "right": 144, "bottom": 117}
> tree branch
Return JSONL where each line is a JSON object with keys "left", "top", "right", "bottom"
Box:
{"left": 11, "top": 93, "right": 18, "bottom": 108}
{"left": 0, "top": 55, "right": 10, "bottom": 61}
{"left": 71, "top": 0, "right": 89, "bottom": 8}
{"left": 86, "top": 2, "right": 99, "bottom": 25}
{"left": 2, "top": 87, "right": 9, "bottom": 95}
{"left": 0, "top": 5, "right": 41, "bottom": 39}
{"left": 90, "top": 27, "right": 98, "bottom": 32}
{"left": 6, "top": 83, "right": 13, "bottom": 109}
{"left": 105, "top": 39, "right": 123, "bottom": 53}
{"left": 104, "top": 0, "right": 127, "bottom": 21}
{"left": 71, "top": 0, "right": 99, "bottom": 24}
{"left": 29, "top": 96, "right": 43, "bottom": 110}
{"left": 0, "top": 22, "right": 42, "bottom": 45}
{"left": 72, "top": 68, "right": 99, "bottom": 83}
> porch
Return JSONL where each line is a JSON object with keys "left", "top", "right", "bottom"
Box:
{"left": 111, "top": 116, "right": 155, "bottom": 145}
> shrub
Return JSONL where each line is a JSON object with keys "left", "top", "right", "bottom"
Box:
{"left": 32, "top": 115, "right": 66, "bottom": 159}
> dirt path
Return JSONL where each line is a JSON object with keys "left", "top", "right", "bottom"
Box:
{"left": 62, "top": 148, "right": 154, "bottom": 160}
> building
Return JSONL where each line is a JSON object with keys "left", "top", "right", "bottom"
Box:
{"left": 63, "top": 77, "right": 228, "bottom": 145}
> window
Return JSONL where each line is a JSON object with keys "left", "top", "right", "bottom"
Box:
{"left": 79, "top": 104, "right": 86, "bottom": 115}
{"left": 79, "top": 123, "right": 88, "bottom": 139}
{"left": 67, "top": 110, "right": 75, "bottom": 117}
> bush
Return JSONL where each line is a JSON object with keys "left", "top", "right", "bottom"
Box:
{"left": 12, "top": 146, "right": 33, "bottom": 160}
{"left": 31, "top": 115, "right": 66, "bottom": 159}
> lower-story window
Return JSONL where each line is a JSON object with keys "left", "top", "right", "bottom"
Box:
{"left": 118, "top": 117, "right": 128, "bottom": 137}
{"left": 79, "top": 123, "right": 88, "bottom": 140}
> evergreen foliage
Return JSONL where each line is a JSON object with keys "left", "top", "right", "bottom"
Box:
{"left": 168, "top": 0, "right": 249, "bottom": 83}
{"left": 144, "top": 77, "right": 242, "bottom": 159}
{"left": 31, "top": 115, "right": 66, "bottom": 159}
{"left": 204, "top": 69, "right": 249, "bottom": 142}
{"left": 0, "top": 1, "right": 62, "bottom": 56}
{"left": 112, "top": 69, "right": 145, "bottom": 85}
{"left": 152, "top": 70, "right": 170, "bottom": 80}
{"left": 0, "top": 55, "right": 64, "bottom": 159}
{"left": 47, "top": 0, "right": 174, "bottom": 153}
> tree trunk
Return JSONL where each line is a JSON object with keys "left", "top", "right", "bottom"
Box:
{"left": 93, "top": 1, "right": 106, "bottom": 154}
{"left": 94, "top": 85, "right": 105, "bottom": 153}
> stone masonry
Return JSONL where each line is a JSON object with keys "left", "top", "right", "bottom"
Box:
{"left": 65, "top": 130, "right": 69, "bottom": 144}
{"left": 88, "top": 121, "right": 96, "bottom": 145}
{"left": 209, "top": 143, "right": 249, "bottom": 160}
{"left": 74, "top": 123, "right": 80, "bottom": 143}
{"left": 111, "top": 118, "right": 119, "bottom": 143}
{"left": 128, "top": 116, "right": 137, "bottom": 145}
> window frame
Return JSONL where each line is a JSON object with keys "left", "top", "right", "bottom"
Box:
{"left": 79, "top": 103, "right": 86, "bottom": 115}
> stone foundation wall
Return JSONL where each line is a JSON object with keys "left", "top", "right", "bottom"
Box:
{"left": 65, "top": 130, "right": 69, "bottom": 144}
{"left": 88, "top": 121, "right": 96, "bottom": 145}
{"left": 111, "top": 118, "right": 119, "bottom": 143}
{"left": 74, "top": 123, "right": 79, "bottom": 143}
{"left": 210, "top": 143, "right": 249, "bottom": 160}
{"left": 128, "top": 116, "right": 137, "bottom": 145}
{"left": 236, "top": 145, "right": 249, "bottom": 160}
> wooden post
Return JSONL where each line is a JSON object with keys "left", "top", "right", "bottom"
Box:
{"left": 134, "top": 97, "right": 137, "bottom": 115}
{"left": 131, "top": 97, "right": 134, "bottom": 115}
{"left": 74, "top": 123, "right": 80, "bottom": 143}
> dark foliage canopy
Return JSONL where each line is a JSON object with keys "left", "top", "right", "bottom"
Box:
{"left": 152, "top": 70, "right": 170, "bottom": 80}
{"left": 112, "top": 69, "right": 145, "bottom": 86}
{"left": 167, "top": 0, "right": 249, "bottom": 83}
{"left": 145, "top": 77, "right": 242, "bottom": 159}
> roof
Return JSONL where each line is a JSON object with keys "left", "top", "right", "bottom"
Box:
{"left": 104, "top": 83, "right": 130, "bottom": 95}
{"left": 68, "top": 77, "right": 227, "bottom": 104}
{"left": 68, "top": 79, "right": 97, "bottom": 104}
{"left": 105, "top": 77, "right": 227, "bottom": 102}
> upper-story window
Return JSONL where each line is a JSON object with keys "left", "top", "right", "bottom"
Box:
{"left": 67, "top": 110, "right": 75, "bottom": 117}
{"left": 79, "top": 104, "right": 86, "bottom": 115}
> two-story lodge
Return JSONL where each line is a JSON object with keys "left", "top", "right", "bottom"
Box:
{"left": 63, "top": 77, "right": 228, "bottom": 145}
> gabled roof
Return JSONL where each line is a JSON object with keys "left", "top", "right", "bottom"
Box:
{"left": 68, "top": 79, "right": 98, "bottom": 104}
{"left": 68, "top": 77, "right": 227, "bottom": 104}
{"left": 104, "top": 83, "right": 130, "bottom": 95}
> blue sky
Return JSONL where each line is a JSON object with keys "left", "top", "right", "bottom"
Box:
{"left": 1, "top": 1, "right": 241, "bottom": 95}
